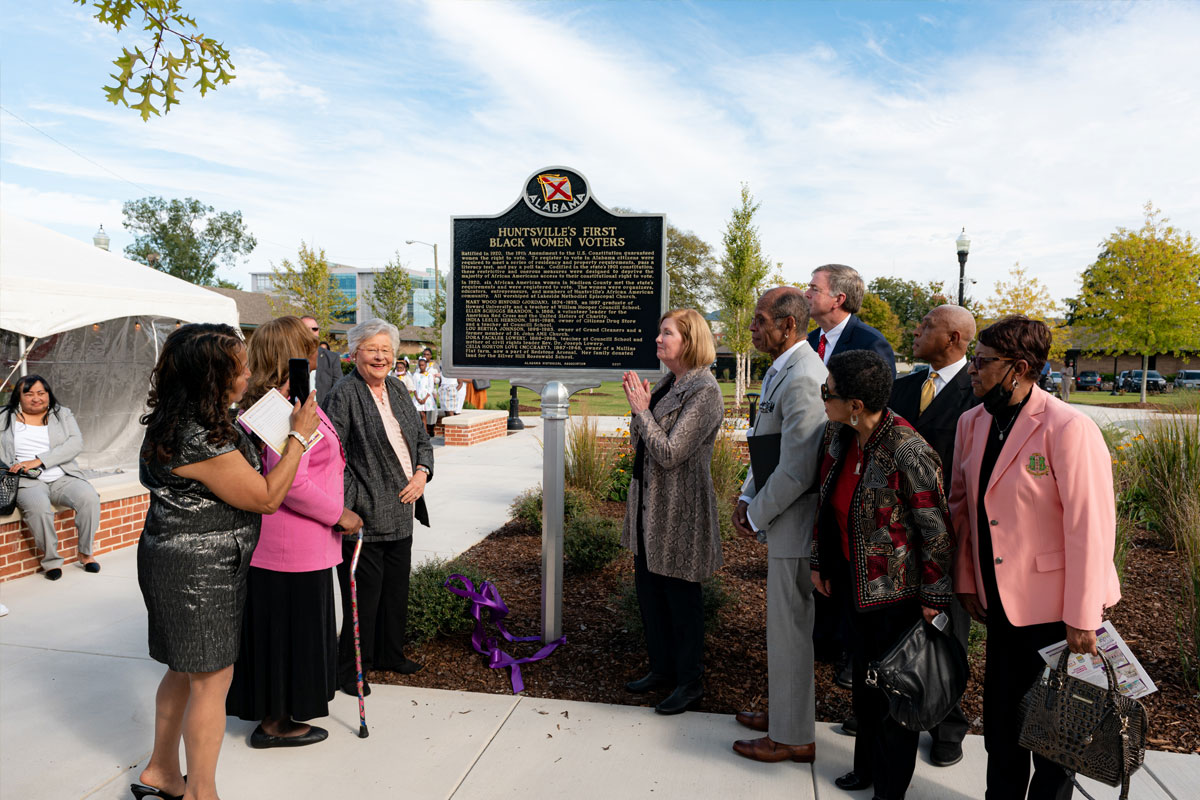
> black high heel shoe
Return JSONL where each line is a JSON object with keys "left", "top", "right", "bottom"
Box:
{"left": 130, "top": 774, "right": 186, "bottom": 800}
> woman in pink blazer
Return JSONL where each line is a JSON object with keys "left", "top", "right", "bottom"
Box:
{"left": 949, "top": 316, "right": 1121, "bottom": 800}
{"left": 226, "top": 317, "right": 364, "bottom": 749}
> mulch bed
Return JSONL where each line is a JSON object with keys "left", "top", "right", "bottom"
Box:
{"left": 378, "top": 506, "right": 1198, "bottom": 754}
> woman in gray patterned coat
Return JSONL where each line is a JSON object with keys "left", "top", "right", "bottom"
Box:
{"left": 325, "top": 319, "right": 434, "bottom": 696}
{"left": 620, "top": 308, "right": 723, "bottom": 715}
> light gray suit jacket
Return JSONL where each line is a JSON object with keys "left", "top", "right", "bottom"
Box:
{"left": 0, "top": 406, "right": 88, "bottom": 479}
{"left": 740, "top": 342, "right": 828, "bottom": 559}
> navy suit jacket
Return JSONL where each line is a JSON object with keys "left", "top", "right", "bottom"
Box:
{"left": 889, "top": 367, "right": 978, "bottom": 495}
{"left": 807, "top": 314, "right": 896, "bottom": 377}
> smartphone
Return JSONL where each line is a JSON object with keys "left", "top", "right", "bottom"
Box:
{"left": 288, "top": 358, "right": 311, "bottom": 405}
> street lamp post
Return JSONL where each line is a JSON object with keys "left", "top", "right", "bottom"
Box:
{"left": 92, "top": 225, "right": 110, "bottom": 251}
{"left": 405, "top": 239, "right": 440, "bottom": 310}
{"left": 955, "top": 228, "right": 971, "bottom": 306}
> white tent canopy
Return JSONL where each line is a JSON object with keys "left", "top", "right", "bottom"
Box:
{"left": 0, "top": 214, "right": 238, "bottom": 337}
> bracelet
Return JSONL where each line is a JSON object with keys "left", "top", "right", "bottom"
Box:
{"left": 287, "top": 430, "right": 310, "bottom": 451}
{"left": 415, "top": 464, "right": 431, "bottom": 476}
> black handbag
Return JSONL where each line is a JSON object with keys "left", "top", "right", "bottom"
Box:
{"left": 865, "top": 616, "right": 968, "bottom": 732}
{"left": 0, "top": 464, "right": 20, "bottom": 516}
{"left": 1018, "top": 649, "right": 1148, "bottom": 800}
{"left": 472, "top": 379, "right": 491, "bottom": 391}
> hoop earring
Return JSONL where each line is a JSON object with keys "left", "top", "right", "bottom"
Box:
{"left": 850, "top": 413, "right": 859, "bottom": 426}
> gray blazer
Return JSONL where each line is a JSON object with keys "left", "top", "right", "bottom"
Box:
{"left": 0, "top": 406, "right": 88, "bottom": 479}
{"left": 325, "top": 369, "right": 434, "bottom": 542}
{"left": 620, "top": 368, "right": 724, "bottom": 583}
{"left": 741, "top": 342, "right": 828, "bottom": 559}
{"left": 314, "top": 347, "right": 342, "bottom": 407}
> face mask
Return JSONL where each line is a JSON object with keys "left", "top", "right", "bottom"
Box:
{"left": 981, "top": 364, "right": 1017, "bottom": 415}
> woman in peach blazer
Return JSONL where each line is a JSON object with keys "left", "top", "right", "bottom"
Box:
{"left": 949, "top": 316, "right": 1120, "bottom": 800}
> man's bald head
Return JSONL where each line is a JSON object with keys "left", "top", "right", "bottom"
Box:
{"left": 912, "top": 304, "right": 975, "bottom": 367}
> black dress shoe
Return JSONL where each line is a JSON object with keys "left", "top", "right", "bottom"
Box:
{"left": 655, "top": 679, "right": 703, "bottom": 715}
{"left": 130, "top": 782, "right": 183, "bottom": 800}
{"left": 83, "top": 561, "right": 101, "bottom": 573}
{"left": 834, "top": 770, "right": 873, "bottom": 790}
{"left": 249, "top": 723, "right": 329, "bottom": 749}
{"left": 44, "top": 568, "right": 62, "bottom": 581}
{"left": 839, "top": 715, "right": 859, "bottom": 736}
{"left": 836, "top": 660, "right": 853, "bottom": 689}
{"left": 625, "top": 672, "right": 673, "bottom": 694}
{"left": 341, "top": 679, "right": 371, "bottom": 697}
{"left": 394, "top": 658, "right": 423, "bottom": 675}
{"left": 930, "top": 740, "right": 964, "bottom": 766}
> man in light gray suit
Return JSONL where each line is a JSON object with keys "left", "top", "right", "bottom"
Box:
{"left": 731, "top": 286, "right": 828, "bottom": 763}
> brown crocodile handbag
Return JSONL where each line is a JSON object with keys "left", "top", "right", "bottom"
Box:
{"left": 1018, "top": 649, "right": 1147, "bottom": 800}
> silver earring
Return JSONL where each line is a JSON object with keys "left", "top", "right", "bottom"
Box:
{"left": 851, "top": 413, "right": 859, "bottom": 426}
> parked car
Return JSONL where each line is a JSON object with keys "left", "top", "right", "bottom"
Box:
{"left": 1174, "top": 370, "right": 1200, "bottom": 390}
{"left": 1050, "top": 371, "right": 1063, "bottom": 389}
{"left": 1121, "top": 370, "right": 1168, "bottom": 393}
{"left": 1076, "top": 370, "right": 1102, "bottom": 391}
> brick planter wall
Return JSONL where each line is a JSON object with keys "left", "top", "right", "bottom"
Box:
{"left": 1, "top": 477, "right": 148, "bottom": 582}
{"left": 434, "top": 410, "right": 509, "bottom": 447}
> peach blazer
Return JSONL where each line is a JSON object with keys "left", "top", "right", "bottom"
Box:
{"left": 949, "top": 388, "right": 1120, "bottom": 630}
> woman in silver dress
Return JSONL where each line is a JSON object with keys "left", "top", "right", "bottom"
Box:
{"left": 132, "top": 323, "right": 319, "bottom": 800}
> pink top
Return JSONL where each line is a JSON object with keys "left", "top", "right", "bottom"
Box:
{"left": 246, "top": 405, "right": 347, "bottom": 573}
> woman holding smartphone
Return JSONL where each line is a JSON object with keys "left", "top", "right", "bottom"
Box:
{"left": 226, "top": 316, "right": 363, "bottom": 749}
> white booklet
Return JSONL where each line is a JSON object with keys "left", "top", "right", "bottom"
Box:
{"left": 1037, "top": 620, "right": 1157, "bottom": 699}
{"left": 238, "top": 389, "right": 323, "bottom": 457}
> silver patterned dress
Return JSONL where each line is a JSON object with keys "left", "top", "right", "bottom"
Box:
{"left": 137, "top": 419, "right": 262, "bottom": 673}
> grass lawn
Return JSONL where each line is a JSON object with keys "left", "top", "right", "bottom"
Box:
{"left": 1068, "top": 390, "right": 1199, "bottom": 408}
{"left": 473, "top": 378, "right": 761, "bottom": 416}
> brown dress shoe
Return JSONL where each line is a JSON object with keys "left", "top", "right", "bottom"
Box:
{"left": 735, "top": 711, "right": 769, "bottom": 732}
{"left": 732, "top": 735, "right": 815, "bottom": 763}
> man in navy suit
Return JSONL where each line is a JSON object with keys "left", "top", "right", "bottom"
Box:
{"left": 804, "top": 264, "right": 896, "bottom": 377}
{"left": 888, "top": 304, "right": 978, "bottom": 767}
{"left": 804, "top": 264, "right": 896, "bottom": 694}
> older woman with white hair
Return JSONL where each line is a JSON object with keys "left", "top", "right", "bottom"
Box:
{"left": 324, "top": 318, "right": 434, "bottom": 694}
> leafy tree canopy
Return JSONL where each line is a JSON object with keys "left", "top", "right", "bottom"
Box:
{"left": 857, "top": 292, "right": 904, "bottom": 353}
{"left": 1070, "top": 202, "right": 1200, "bottom": 398}
{"left": 868, "top": 276, "right": 951, "bottom": 356}
{"left": 368, "top": 253, "right": 415, "bottom": 330}
{"left": 122, "top": 196, "right": 256, "bottom": 286}
{"left": 74, "top": 0, "right": 236, "bottom": 120}
{"left": 665, "top": 224, "right": 717, "bottom": 313}
{"left": 980, "top": 262, "right": 1071, "bottom": 361}
{"left": 268, "top": 241, "right": 354, "bottom": 336}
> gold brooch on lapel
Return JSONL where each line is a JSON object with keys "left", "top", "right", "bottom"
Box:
{"left": 1026, "top": 453, "right": 1049, "bottom": 476}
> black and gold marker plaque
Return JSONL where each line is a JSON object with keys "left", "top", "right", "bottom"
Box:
{"left": 444, "top": 166, "right": 667, "bottom": 382}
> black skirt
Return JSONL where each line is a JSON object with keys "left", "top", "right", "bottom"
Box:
{"left": 226, "top": 566, "right": 337, "bottom": 722}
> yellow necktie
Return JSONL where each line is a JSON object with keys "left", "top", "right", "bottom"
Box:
{"left": 919, "top": 372, "right": 940, "bottom": 414}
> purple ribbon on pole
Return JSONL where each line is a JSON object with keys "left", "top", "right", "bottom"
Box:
{"left": 444, "top": 574, "right": 566, "bottom": 694}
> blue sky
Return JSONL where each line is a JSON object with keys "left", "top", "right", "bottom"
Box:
{"left": 3, "top": 0, "right": 1198, "bottom": 306}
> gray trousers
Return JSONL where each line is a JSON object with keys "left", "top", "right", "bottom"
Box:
{"left": 767, "top": 556, "right": 816, "bottom": 745}
{"left": 16, "top": 475, "right": 100, "bottom": 570}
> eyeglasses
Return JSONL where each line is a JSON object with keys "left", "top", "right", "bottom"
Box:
{"left": 820, "top": 383, "right": 844, "bottom": 402}
{"left": 969, "top": 355, "right": 1014, "bottom": 369}
{"left": 308, "top": 326, "right": 319, "bottom": 332}
{"left": 360, "top": 348, "right": 394, "bottom": 358}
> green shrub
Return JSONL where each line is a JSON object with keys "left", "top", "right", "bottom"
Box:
{"left": 508, "top": 485, "right": 593, "bottom": 528}
{"left": 968, "top": 619, "right": 987, "bottom": 659}
{"left": 608, "top": 451, "right": 633, "bottom": 502}
{"left": 564, "top": 514, "right": 623, "bottom": 572}
{"left": 566, "top": 414, "right": 613, "bottom": 501}
{"left": 340, "top": 360, "right": 354, "bottom": 375}
{"left": 616, "top": 574, "right": 736, "bottom": 636}
{"left": 407, "top": 558, "right": 489, "bottom": 645}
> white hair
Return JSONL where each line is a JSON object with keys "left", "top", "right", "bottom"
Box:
{"left": 347, "top": 318, "right": 400, "bottom": 355}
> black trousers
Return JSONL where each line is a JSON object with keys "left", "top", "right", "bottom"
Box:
{"left": 336, "top": 536, "right": 413, "bottom": 684}
{"left": 846, "top": 594, "right": 922, "bottom": 800}
{"left": 930, "top": 594, "right": 971, "bottom": 746}
{"left": 982, "top": 600, "right": 1073, "bottom": 800}
{"left": 634, "top": 528, "right": 704, "bottom": 685}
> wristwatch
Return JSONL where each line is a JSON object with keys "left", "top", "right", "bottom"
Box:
{"left": 414, "top": 464, "right": 431, "bottom": 477}
{"left": 287, "top": 430, "right": 311, "bottom": 451}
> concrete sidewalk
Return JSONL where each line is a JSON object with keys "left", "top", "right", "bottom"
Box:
{"left": 2, "top": 422, "right": 1196, "bottom": 799}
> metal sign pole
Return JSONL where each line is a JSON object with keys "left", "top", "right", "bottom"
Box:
{"left": 540, "top": 381, "right": 569, "bottom": 643}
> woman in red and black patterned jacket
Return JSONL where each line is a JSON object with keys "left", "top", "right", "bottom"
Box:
{"left": 810, "top": 349, "right": 954, "bottom": 800}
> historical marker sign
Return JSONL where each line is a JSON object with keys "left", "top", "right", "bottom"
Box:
{"left": 444, "top": 166, "right": 667, "bottom": 384}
